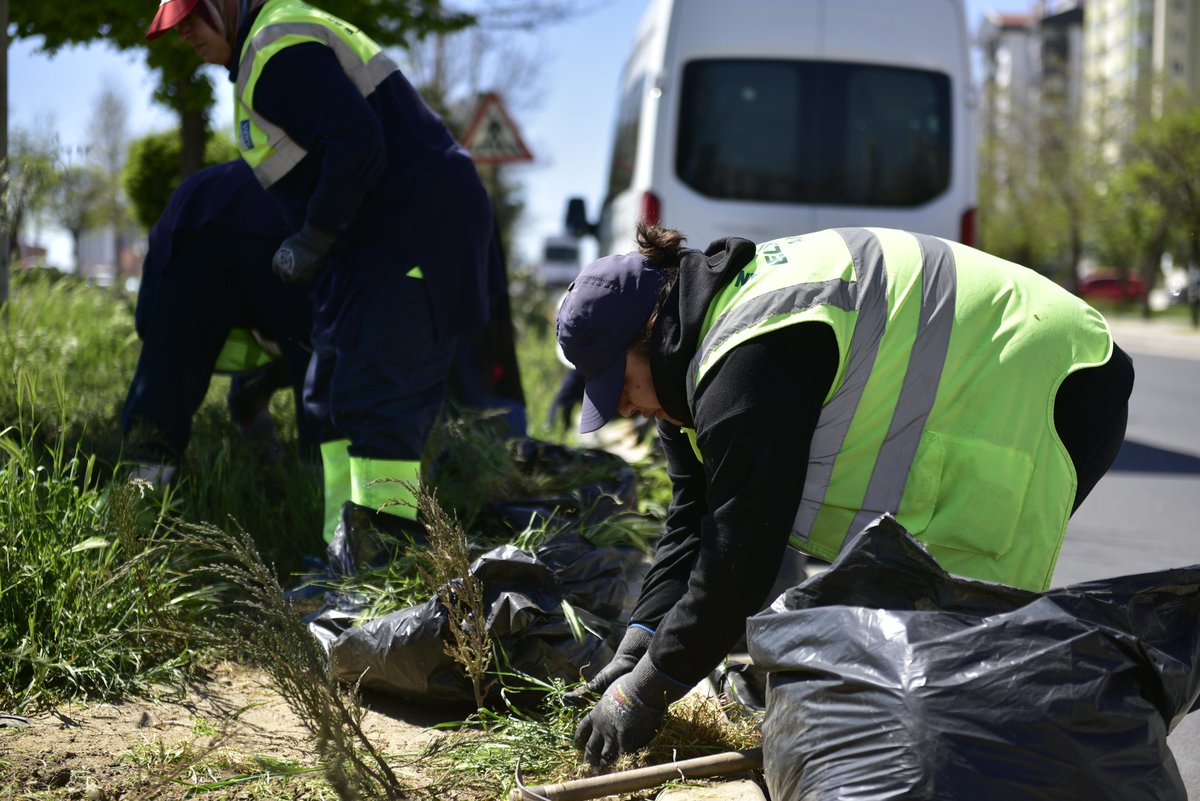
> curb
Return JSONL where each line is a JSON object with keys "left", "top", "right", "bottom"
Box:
{"left": 1105, "top": 317, "right": 1200, "bottom": 361}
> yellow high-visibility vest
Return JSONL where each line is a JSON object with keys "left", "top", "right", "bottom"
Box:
{"left": 683, "top": 228, "right": 1112, "bottom": 590}
{"left": 234, "top": 0, "right": 397, "bottom": 187}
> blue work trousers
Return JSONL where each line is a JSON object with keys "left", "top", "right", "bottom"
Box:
{"left": 122, "top": 225, "right": 314, "bottom": 460}
{"left": 305, "top": 266, "right": 456, "bottom": 460}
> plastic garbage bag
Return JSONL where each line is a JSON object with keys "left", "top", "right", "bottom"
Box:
{"left": 475, "top": 439, "right": 638, "bottom": 537}
{"left": 534, "top": 530, "right": 634, "bottom": 620}
{"left": 746, "top": 514, "right": 1200, "bottom": 801}
{"left": 325, "top": 544, "right": 614, "bottom": 708}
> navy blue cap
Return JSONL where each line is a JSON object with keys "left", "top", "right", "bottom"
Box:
{"left": 556, "top": 252, "right": 664, "bottom": 433}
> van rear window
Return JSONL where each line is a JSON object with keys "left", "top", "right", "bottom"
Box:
{"left": 676, "top": 59, "right": 951, "bottom": 207}
{"left": 544, "top": 245, "right": 579, "bottom": 261}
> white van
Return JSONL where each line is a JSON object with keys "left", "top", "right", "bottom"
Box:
{"left": 538, "top": 233, "right": 583, "bottom": 287}
{"left": 567, "top": 0, "right": 978, "bottom": 255}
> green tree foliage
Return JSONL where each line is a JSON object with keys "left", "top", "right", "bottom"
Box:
{"left": 48, "top": 164, "right": 107, "bottom": 269}
{"left": 978, "top": 132, "right": 1060, "bottom": 274}
{"left": 1089, "top": 161, "right": 1168, "bottom": 301}
{"left": 1086, "top": 104, "right": 1200, "bottom": 317}
{"left": 1034, "top": 115, "right": 1098, "bottom": 291}
{"left": 123, "top": 130, "right": 239, "bottom": 230}
{"left": 1132, "top": 103, "right": 1200, "bottom": 270}
{"left": 1, "top": 128, "right": 59, "bottom": 261}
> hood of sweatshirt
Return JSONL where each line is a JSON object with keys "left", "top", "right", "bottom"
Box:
{"left": 649, "top": 236, "right": 758, "bottom": 429}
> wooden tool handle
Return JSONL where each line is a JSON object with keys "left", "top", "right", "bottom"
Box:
{"left": 510, "top": 747, "right": 763, "bottom": 801}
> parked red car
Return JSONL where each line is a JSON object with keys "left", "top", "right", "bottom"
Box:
{"left": 1076, "top": 273, "right": 1148, "bottom": 303}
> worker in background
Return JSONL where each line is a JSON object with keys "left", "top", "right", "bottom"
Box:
{"left": 122, "top": 159, "right": 316, "bottom": 485}
{"left": 557, "top": 223, "right": 1135, "bottom": 765}
{"left": 147, "top": 0, "right": 498, "bottom": 546}
{"left": 448, "top": 225, "right": 528, "bottom": 440}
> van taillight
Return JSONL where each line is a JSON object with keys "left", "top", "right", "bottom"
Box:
{"left": 960, "top": 208, "right": 977, "bottom": 247}
{"left": 640, "top": 191, "right": 661, "bottom": 226}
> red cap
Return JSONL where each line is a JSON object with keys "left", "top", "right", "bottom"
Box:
{"left": 145, "top": 0, "right": 201, "bottom": 40}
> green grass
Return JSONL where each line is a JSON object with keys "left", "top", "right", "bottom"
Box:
{"left": 0, "top": 269, "right": 138, "bottom": 460}
{"left": 421, "top": 673, "right": 762, "bottom": 799}
{"left": 2, "top": 269, "right": 325, "bottom": 569}
{"left": 0, "top": 420, "right": 206, "bottom": 711}
{"left": 0, "top": 272, "right": 626, "bottom": 711}
{"left": 123, "top": 738, "right": 335, "bottom": 799}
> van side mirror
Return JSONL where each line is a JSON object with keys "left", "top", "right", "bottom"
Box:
{"left": 565, "top": 197, "right": 596, "bottom": 238}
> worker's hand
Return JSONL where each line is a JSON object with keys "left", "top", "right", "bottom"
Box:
{"left": 272, "top": 225, "right": 336, "bottom": 284}
{"left": 565, "top": 624, "right": 652, "bottom": 705}
{"left": 573, "top": 656, "right": 688, "bottom": 766}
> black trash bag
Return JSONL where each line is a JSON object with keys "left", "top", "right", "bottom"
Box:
{"left": 476, "top": 439, "right": 638, "bottom": 537}
{"left": 326, "top": 544, "right": 614, "bottom": 708}
{"left": 306, "top": 605, "right": 362, "bottom": 653}
{"left": 326, "top": 501, "right": 427, "bottom": 577}
{"left": 473, "top": 546, "right": 618, "bottom": 680}
{"left": 746, "top": 514, "right": 1200, "bottom": 801}
{"left": 533, "top": 530, "right": 633, "bottom": 620}
{"left": 329, "top": 594, "right": 468, "bottom": 705}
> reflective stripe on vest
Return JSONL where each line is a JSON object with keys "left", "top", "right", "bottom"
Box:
{"left": 234, "top": 0, "right": 398, "bottom": 187}
{"left": 686, "top": 229, "right": 925, "bottom": 542}
{"left": 686, "top": 227, "right": 1112, "bottom": 590}
{"left": 809, "top": 229, "right": 956, "bottom": 542}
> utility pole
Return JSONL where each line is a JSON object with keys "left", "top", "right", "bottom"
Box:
{"left": 1, "top": 0, "right": 10, "bottom": 315}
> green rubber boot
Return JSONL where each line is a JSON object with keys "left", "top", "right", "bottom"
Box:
{"left": 320, "top": 439, "right": 352, "bottom": 544}
{"left": 350, "top": 457, "right": 422, "bottom": 521}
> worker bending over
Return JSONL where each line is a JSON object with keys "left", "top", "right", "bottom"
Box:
{"left": 557, "top": 224, "right": 1134, "bottom": 765}
{"left": 148, "top": 0, "right": 498, "bottom": 545}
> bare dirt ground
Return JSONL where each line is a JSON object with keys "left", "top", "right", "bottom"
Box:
{"left": 0, "top": 662, "right": 453, "bottom": 800}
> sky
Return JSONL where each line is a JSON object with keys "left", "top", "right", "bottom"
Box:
{"left": 8, "top": 0, "right": 1008, "bottom": 271}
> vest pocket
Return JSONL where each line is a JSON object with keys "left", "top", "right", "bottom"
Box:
{"left": 916, "top": 431, "right": 1035, "bottom": 562}
{"left": 895, "top": 430, "right": 943, "bottom": 537}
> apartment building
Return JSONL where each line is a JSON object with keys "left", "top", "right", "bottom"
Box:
{"left": 978, "top": 4, "right": 1085, "bottom": 186}
{"left": 981, "top": 0, "right": 1198, "bottom": 165}
{"left": 1081, "top": 0, "right": 1155, "bottom": 161}
{"left": 1151, "top": 0, "right": 1200, "bottom": 111}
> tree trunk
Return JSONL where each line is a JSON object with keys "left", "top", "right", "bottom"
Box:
{"left": 70, "top": 228, "right": 83, "bottom": 276}
{"left": 1141, "top": 226, "right": 1168, "bottom": 319}
{"left": 1067, "top": 223, "right": 1083, "bottom": 294}
{"left": 170, "top": 69, "right": 210, "bottom": 179}
{"left": 1, "top": 0, "right": 10, "bottom": 315}
{"left": 179, "top": 102, "right": 208, "bottom": 179}
{"left": 1191, "top": 240, "right": 1200, "bottom": 330}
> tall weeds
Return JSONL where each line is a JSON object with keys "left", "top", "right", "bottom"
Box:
{"left": 0, "top": 422, "right": 200, "bottom": 711}
{"left": 412, "top": 484, "right": 493, "bottom": 711}
{"left": 0, "top": 269, "right": 138, "bottom": 461}
{"left": 1, "top": 269, "right": 324, "bottom": 579}
{"left": 169, "top": 519, "right": 409, "bottom": 799}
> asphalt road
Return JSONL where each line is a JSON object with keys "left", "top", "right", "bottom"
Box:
{"left": 1057, "top": 318, "right": 1200, "bottom": 794}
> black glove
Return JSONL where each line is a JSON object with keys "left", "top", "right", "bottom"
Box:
{"left": 272, "top": 225, "right": 336, "bottom": 284}
{"left": 573, "top": 655, "right": 690, "bottom": 766}
{"left": 565, "top": 624, "right": 653, "bottom": 705}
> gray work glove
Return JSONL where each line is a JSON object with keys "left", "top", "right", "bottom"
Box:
{"left": 272, "top": 224, "right": 336, "bottom": 284}
{"left": 565, "top": 624, "right": 653, "bottom": 705}
{"left": 573, "top": 655, "right": 690, "bottom": 766}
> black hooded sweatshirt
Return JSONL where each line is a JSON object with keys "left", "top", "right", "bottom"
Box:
{"left": 630, "top": 237, "right": 840, "bottom": 686}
